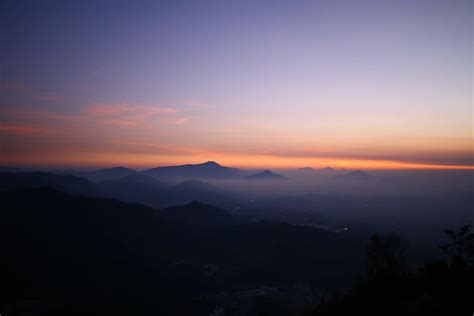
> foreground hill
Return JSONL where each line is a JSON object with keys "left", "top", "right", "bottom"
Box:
{"left": 0, "top": 188, "right": 364, "bottom": 315}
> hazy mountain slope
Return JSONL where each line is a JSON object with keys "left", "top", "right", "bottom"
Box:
{"left": 165, "top": 178, "right": 235, "bottom": 206}
{"left": 245, "top": 170, "right": 284, "bottom": 180}
{"left": 335, "top": 170, "right": 374, "bottom": 181}
{"left": 98, "top": 173, "right": 169, "bottom": 205}
{"left": 143, "top": 161, "right": 244, "bottom": 179}
{"left": 81, "top": 166, "right": 138, "bottom": 182}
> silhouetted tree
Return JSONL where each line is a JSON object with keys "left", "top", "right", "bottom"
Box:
{"left": 366, "top": 233, "right": 408, "bottom": 280}
{"left": 309, "top": 227, "right": 474, "bottom": 315}
{"left": 440, "top": 224, "right": 474, "bottom": 266}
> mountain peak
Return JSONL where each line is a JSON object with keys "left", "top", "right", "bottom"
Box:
{"left": 245, "top": 170, "right": 284, "bottom": 180}
{"left": 337, "top": 170, "right": 373, "bottom": 180}
{"left": 202, "top": 161, "right": 220, "bottom": 166}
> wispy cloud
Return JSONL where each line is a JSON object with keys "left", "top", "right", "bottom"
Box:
{"left": 85, "top": 103, "right": 178, "bottom": 127}
{"left": 86, "top": 103, "right": 176, "bottom": 116}
{"left": 0, "top": 102, "right": 180, "bottom": 135}
{"left": 175, "top": 99, "right": 210, "bottom": 108}
{"left": 108, "top": 140, "right": 207, "bottom": 156}
{"left": 0, "top": 107, "right": 83, "bottom": 123}
{"left": 236, "top": 146, "right": 474, "bottom": 167}
{"left": 0, "top": 123, "right": 53, "bottom": 135}
{"left": 169, "top": 116, "right": 197, "bottom": 125}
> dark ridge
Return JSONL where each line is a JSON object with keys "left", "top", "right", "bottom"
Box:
{"left": 0, "top": 171, "right": 98, "bottom": 196}
{"left": 335, "top": 170, "right": 374, "bottom": 180}
{"left": 82, "top": 166, "right": 138, "bottom": 182}
{"left": 245, "top": 170, "right": 284, "bottom": 180}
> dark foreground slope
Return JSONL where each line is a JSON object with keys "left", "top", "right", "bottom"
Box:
{"left": 0, "top": 188, "right": 365, "bottom": 316}
{"left": 307, "top": 229, "right": 474, "bottom": 316}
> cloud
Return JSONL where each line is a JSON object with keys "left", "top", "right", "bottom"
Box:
{"left": 86, "top": 103, "right": 176, "bottom": 116}
{"left": 230, "top": 146, "right": 474, "bottom": 167}
{"left": 0, "top": 102, "right": 181, "bottom": 136}
{"left": 108, "top": 140, "right": 206, "bottom": 156}
{"left": 169, "top": 116, "right": 197, "bottom": 125}
{"left": 85, "top": 103, "right": 178, "bottom": 127}
{"left": 0, "top": 123, "right": 53, "bottom": 135}
{"left": 0, "top": 107, "right": 83, "bottom": 123}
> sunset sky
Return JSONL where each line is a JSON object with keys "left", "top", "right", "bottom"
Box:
{"left": 1, "top": 0, "right": 472, "bottom": 170}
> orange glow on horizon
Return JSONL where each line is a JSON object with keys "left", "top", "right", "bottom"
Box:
{"left": 1, "top": 105, "right": 472, "bottom": 171}
{"left": 1, "top": 151, "right": 472, "bottom": 171}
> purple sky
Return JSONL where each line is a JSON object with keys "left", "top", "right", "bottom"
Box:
{"left": 1, "top": 0, "right": 472, "bottom": 169}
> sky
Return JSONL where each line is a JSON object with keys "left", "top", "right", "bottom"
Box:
{"left": 0, "top": 0, "right": 472, "bottom": 170}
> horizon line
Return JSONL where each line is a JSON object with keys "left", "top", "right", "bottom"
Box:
{"left": 1, "top": 160, "right": 473, "bottom": 172}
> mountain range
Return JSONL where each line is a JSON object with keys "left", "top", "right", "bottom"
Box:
{"left": 2, "top": 162, "right": 356, "bottom": 184}
{"left": 0, "top": 165, "right": 376, "bottom": 208}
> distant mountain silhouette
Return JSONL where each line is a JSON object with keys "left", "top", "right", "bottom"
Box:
{"left": 0, "top": 170, "right": 236, "bottom": 208}
{"left": 98, "top": 174, "right": 168, "bottom": 205}
{"left": 101, "top": 173, "right": 163, "bottom": 186}
{"left": 0, "top": 171, "right": 98, "bottom": 196}
{"left": 0, "top": 166, "right": 34, "bottom": 173}
{"left": 321, "top": 167, "right": 334, "bottom": 171}
{"left": 245, "top": 170, "right": 284, "bottom": 180}
{"left": 171, "top": 178, "right": 216, "bottom": 192}
{"left": 296, "top": 166, "right": 333, "bottom": 173}
{"left": 166, "top": 178, "right": 233, "bottom": 206}
{"left": 335, "top": 170, "right": 374, "bottom": 180}
{"left": 143, "top": 161, "right": 243, "bottom": 179}
{"left": 296, "top": 167, "right": 315, "bottom": 173}
{"left": 49, "top": 168, "right": 79, "bottom": 175}
{"left": 81, "top": 166, "right": 138, "bottom": 182}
